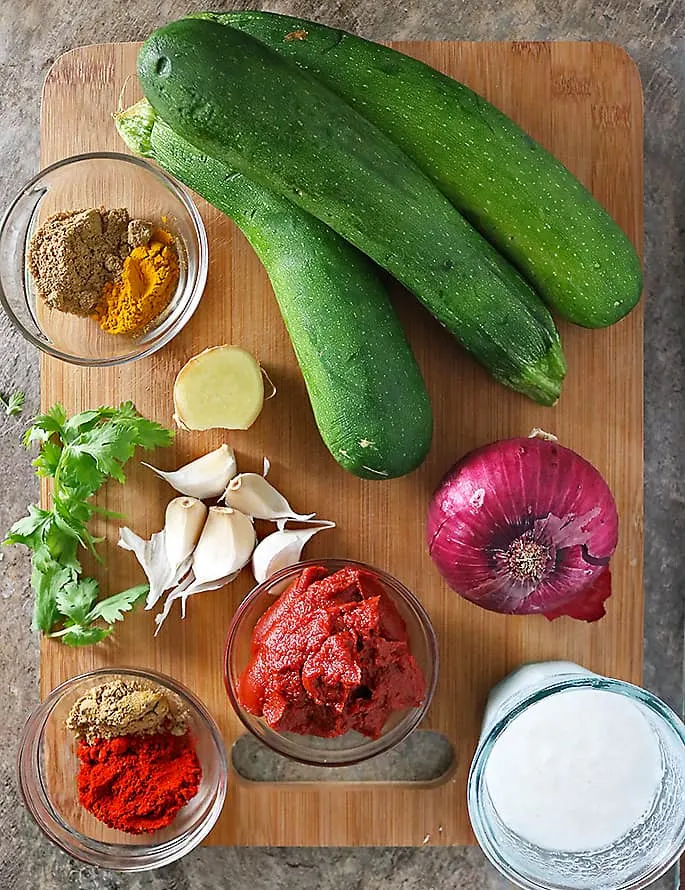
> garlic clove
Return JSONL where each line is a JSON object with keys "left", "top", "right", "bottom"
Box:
{"left": 191, "top": 506, "right": 256, "bottom": 584}
{"left": 222, "top": 472, "right": 315, "bottom": 522}
{"left": 163, "top": 496, "right": 208, "bottom": 565}
{"left": 252, "top": 521, "right": 335, "bottom": 583}
{"left": 142, "top": 444, "right": 237, "bottom": 499}
{"left": 118, "top": 526, "right": 191, "bottom": 610}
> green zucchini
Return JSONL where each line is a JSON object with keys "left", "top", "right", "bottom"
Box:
{"left": 115, "top": 100, "right": 432, "bottom": 480}
{"left": 198, "top": 11, "right": 642, "bottom": 329}
{"left": 137, "top": 18, "right": 566, "bottom": 406}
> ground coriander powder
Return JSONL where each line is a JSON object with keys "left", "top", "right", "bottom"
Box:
{"left": 66, "top": 678, "right": 188, "bottom": 743}
{"left": 27, "top": 207, "right": 157, "bottom": 317}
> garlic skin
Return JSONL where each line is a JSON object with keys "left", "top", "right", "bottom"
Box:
{"left": 192, "top": 506, "right": 256, "bottom": 583}
{"left": 154, "top": 570, "right": 241, "bottom": 635}
{"left": 142, "top": 444, "right": 237, "bottom": 499}
{"left": 252, "top": 522, "right": 335, "bottom": 583}
{"left": 223, "top": 472, "right": 315, "bottom": 522}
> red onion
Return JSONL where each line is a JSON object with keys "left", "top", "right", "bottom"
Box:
{"left": 426, "top": 435, "right": 618, "bottom": 621}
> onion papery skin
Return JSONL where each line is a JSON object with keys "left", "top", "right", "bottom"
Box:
{"left": 426, "top": 437, "right": 618, "bottom": 616}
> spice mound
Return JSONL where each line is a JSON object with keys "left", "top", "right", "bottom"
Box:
{"left": 76, "top": 733, "right": 201, "bottom": 834}
{"left": 66, "top": 678, "right": 188, "bottom": 743}
{"left": 27, "top": 206, "right": 179, "bottom": 335}
{"left": 67, "top": 678, "right": 201, "bottom": 835}
{"left": 238, "top": 565, "right": 427, "bottom": 739}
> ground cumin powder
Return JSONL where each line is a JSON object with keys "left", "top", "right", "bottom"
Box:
{"left": 28, "top": 207, "right": 179, "bottom": 334}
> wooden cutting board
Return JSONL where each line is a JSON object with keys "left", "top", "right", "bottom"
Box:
{"left": 39, "top": 39, "right": 643, "bottom": 846}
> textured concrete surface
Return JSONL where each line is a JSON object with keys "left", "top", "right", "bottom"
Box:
{"left": 0, "top": 1, "right": 683, "bottom": 887}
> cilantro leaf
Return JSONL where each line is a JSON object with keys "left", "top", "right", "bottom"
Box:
{"left": 5, "top": 401, "right": 172, "bottom": 646}
{"left": 55, "top": 578, "right": 100, "bottom": 624}
{"left": 32, "top": 440, "right": 62, "bottom": 478}
{"left": 30, "top": 548, "right": 74, "bottom": 632}
{"left": 85, "top": 584, "right": 148, "bottom": 624}
{"left": 23, "top": 403, "right": 67, "bottom": 446}
{"left": 3, "top": 505, "right": 52, "bottom": 548}
{"left": 59, "top": 625, "right": 112, "bottom": 647}
{"left": 62, "top": 408, "right": 115, "bottom": 443}
{"left": 0, "top": 391, "right": 25, "bottom": 417}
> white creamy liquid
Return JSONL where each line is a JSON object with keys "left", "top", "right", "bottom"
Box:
{"left": 484, "top": 688, "right": 663, "bottom": 852}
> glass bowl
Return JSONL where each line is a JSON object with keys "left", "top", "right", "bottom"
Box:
{"left": 0, "top": 152, "right": 208, "bottom": 366}
{"left": 468, "top": 675, "right": 685, "bottom": 890}
{"left": 18, "top": 667, "right": 227, "bottom": 871}
{"left": 225, "top": 558, "right": 439, "bottom": 767}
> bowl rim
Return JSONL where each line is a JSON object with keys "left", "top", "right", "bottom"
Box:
{"left": 224, "top": 557, "right": 440, "bottom": 767}
{"left": 0, "top": 150, "right": 208, "bottom": 367}
{"left": 17, "top": 665, "right": 228, "bottom": 871}
{"left": 467, "top": 675, "right": 685, "bottom": 890}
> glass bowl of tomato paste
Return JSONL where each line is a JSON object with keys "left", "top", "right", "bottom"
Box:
{"left": 225, "top": 559, "right": 439, "bottom": 767}
{"left": 17, "top": 667, "right": 227, "bottom": 871}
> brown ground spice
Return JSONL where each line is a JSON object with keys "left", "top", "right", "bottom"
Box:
{"left": 66, "top": 678, "right": 189, "bottom": 743}
{"left": 27, "top": 207, "right": 154, "bottom": 317}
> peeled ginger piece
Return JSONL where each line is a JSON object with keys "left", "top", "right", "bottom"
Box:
{"left": 173, "top": 345, "right": 265, "bottom": 431}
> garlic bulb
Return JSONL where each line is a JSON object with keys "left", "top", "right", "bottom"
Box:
{"left": 118, "top": 497, "right": 207, "bottom": 609}
{"left": 142, "top": 444, "right": 237, "bottom": 499}
{"left": 252, "top": 521, "right": 335, "bottom": 583}
{"left": 223, "top": 472, "right": 315, "bottom": 522}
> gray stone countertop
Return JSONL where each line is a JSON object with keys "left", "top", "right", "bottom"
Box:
{"left": 0, "top": 1, "right": 683, "bottom": 887}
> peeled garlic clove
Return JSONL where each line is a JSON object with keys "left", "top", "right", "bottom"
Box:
{"left": 142, "top": 444, "right": 237, "bottom": 499}
{"left": 223, "top": 473, "right": 315, "bottom": 522}
{"left": 118, "top": 526, "right": 191, "bottom": 610}
{"left": 252, "top": 522, "right": 336, "bottom": 583}
{"left": 192, "top": 506, "right": 256, "bottom": 584}
{"left": 164, "top": 496, "right": 208, "bottom": 565}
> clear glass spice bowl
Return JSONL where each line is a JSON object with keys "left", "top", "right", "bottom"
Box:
{"left": 0, "top": 152, "right": 208, "bottom": 366}
{"left": 18, "top": 667, "right": 227, "bottom": 871}
{"left": 224, "top": 558, "right": 439, "bottom": 767}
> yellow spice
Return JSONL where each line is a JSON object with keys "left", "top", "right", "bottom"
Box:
{"left": 94, "top": 228, "right": 179, "bottom": 335}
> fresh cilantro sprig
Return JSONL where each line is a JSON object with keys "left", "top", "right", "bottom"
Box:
{"left": 0, "top": 390, "right": 25, "bottom": 417}
{"left": 4, "top": 402, "right": 173, "bottom": 646}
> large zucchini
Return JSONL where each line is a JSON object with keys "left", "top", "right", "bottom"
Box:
{"left": 137, "top": 18, "right": 566, "bottom": 405}
{"left": 199, "top": 11, "right": 642, "bottom": 328}
{"left": 115, "top": 100, "right": 432, "bottom": 480}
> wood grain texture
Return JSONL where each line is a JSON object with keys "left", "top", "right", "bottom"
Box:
{"left": 39, "top": 40, "right": 644, "bottom": 847}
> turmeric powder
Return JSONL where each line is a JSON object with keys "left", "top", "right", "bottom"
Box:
{"left": 94, "top": 228, "right": 179, "bottom": 335}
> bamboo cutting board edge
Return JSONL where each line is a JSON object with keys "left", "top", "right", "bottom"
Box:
{"left": 38, "top": 39, "right": 644, "bottom": 847}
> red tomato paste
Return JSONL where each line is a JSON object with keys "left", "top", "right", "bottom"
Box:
{"left": 238, "top": 565, "right": 426, "bottom": 739}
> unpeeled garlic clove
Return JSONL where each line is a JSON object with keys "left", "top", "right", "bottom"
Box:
{"left": 223, "top": 472, "right": 315, "bottom": 522}
{"left": 192, "top": 506, "right": 256, "bottom": 584}
{"left": 164, "top": 496, "right": 208, "bottom": 565}
{"left": 142, "top": 444, "right": 237, "bottom": 499}
{"left": 118, "top": 496, "right": 207, "bottom": 610}
{"left": 252, "top": 521, "right": 335, "bottom": 583}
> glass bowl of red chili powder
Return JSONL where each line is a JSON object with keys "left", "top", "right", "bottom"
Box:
{"left": 225, "top": 559, "right": 439, "bottom": 767}
{"left": 18, "top": 667, "right": 227, "bottom": 871}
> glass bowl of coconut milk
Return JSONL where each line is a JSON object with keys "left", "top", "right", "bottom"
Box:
{"left": 468, "top": 662, "right": 685, "bottom": 890}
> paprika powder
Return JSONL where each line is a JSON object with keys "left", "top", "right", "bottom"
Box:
{"left": 76, "top": 731, "right": 201, "bottom": 834}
